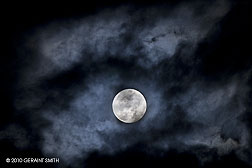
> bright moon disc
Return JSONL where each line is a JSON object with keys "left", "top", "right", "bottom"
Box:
{"left": 112, "top": 89, "right": 147, "bottom": 123}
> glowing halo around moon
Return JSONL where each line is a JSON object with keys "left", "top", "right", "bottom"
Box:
{"left": 112, "top": 89, "right": 147, "bottom": 123}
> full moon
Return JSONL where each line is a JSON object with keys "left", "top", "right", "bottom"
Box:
{"left": 112, "top": 89, "right": 147, "bottom": 123}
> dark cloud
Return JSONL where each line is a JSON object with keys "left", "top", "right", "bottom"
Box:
{"left": 0, "top": 0, "right": 251, "bottom": 168}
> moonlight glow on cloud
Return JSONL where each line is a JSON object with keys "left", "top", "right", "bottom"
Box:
{"left": 0, "top": 1, "right": 252, "bottom": 168}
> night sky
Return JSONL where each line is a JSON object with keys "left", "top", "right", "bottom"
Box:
{"left": 0, "top": 0, "right": 252, "bottom": 167}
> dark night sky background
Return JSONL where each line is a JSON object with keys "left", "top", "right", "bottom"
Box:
{"left": 0, "top": 0, "right": 252, "bottom": 168}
